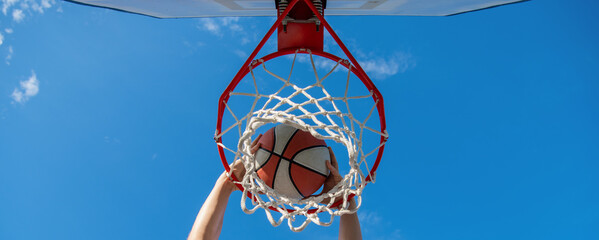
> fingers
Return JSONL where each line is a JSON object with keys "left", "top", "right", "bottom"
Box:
{"left": 325, "top": 160, "right": 335, "bottom": 171}
{"left": 251, "top": 142, "right": 262, "bottom": 154}
{"left": 326, "top": 160, "right": 341, "bottom": 177}
{"left": 328, "top": 146, "right": 339, "bottom": 169}
{"left": 251, "top": 134, "right": 263, "bottom": 147}
{"left": 229, "top": 160, "right": 246, "bottom": 181}
{"left": 232, "top": 159, "right": 243, "bottom": 168}
{"left": 326, "top": 147, "right": 342, "bottom": 179}
{"left": 250, "top": 134, "right": 263, "bottom": 154}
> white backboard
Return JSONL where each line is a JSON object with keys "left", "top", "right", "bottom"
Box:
{"left": 67, "top": 0, "right": 527, "bottom": 18}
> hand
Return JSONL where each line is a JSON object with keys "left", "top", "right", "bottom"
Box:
{"left": 321, "top": 147, "right": 343, "bottom": 194}
{"left": 222, "top": 134, "right": 263, "bottom": 192}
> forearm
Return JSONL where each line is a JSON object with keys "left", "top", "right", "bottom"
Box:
{"left": 188, "top": 174, "right": 235, "bottom": 240}
{"left": 339, "top": 199, "right": 362, "bottom": 240}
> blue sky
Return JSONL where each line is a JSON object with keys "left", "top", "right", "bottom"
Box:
{"left": 1, "top": 0, "right": 598, "bottom": 239}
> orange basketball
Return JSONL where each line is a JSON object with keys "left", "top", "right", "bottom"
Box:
{"left": 254, "top": 124, "right": 330, "bottom": 199}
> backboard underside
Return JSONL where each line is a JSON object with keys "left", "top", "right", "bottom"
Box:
{"left": 68, "top": 0, "right": 527, "bottom": 18}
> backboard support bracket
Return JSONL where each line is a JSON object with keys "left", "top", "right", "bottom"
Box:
{"left": 277, "top": 0, "right": 324, "bottom": 51}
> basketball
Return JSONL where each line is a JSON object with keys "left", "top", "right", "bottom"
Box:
{"left": 253, "top": 124, "right": 330, "bottom": 199}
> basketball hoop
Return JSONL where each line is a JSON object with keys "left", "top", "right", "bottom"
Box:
{"left": 66, "top": 0, "right": 528, "bottom": 233}
{"left": 214, "top": 0, "right": 388, "bottom": 231}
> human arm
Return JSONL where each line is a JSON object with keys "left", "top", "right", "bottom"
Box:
{"left": 339, "top": 198, "right": 362, "bottom": 240}
{"left": 187, "top": 135, "right": 262, "bottom": 240}
{"left": 187, "top": 172, "right": 236, "bottom": 240}
{"left": 321, "top": 148, "right": 363, "bottom": 240}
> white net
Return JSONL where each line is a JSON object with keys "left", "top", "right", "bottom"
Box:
{"left": 215, "top": 49, "right": 388, "bottom": 232}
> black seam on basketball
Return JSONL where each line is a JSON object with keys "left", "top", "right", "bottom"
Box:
{"left": 280, "top": 128, "right": 299, "bottom": 162}
{"left": 257, "top": 148, "right": 301, "bottom": 196}
{"left": 257, "top": 148, "right": 275, "bottom": 170}
{"left": 269, "top": 129, "right": 278, "bottom": 187}
{"left": 288, "top": 145, "right": 329, "bottom": 177}
{"left": 270, "top": 156, "right": 282, "bottom": 188}
{"left": 272, "top": 127, "right": 298, "bottom": 196}
{"left": 272, "top": 126, "right": 297, "bottom": 189}
{"left": 255, "top": 130, "right": 275, "bottom": 171}
{"left": 288, "top": 153, "right": 328, "bottom": 197}
{"left": 289, "top": 145, "right": 328, "bottom": 160}
{"left": 258, "top": 147, "right": 294, "bottom": 163}
{"left": 290, "top": 161, "right": 329, "bottom": 178}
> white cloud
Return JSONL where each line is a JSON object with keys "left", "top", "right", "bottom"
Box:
{"left": 356, "top": 209, "right": 404, "bottom": 239}
{"left": 315, "top": 57, "right": 343, "bottom": 72}
{"left": 240, "top": 37, "right": 250, "bottom": 45}
{"left": 29, "top": 0, "right": 53, "bottom": 13}
{"left": 319, "top": 31, "right": 416, "bottom": 80}
{"left": 3, "top": 0, "right": 55, "bottom": 23}
{"left": 359, "top": 52, "right": 415, "bottom": 80}
{"left": 358, "top": 210, "right": 383, "bottom": 225}
{"left": 11, "top": 71, "right": 39, "bottom": 103}
{"left": 41, "top": 0, "right": 52, "bottom": 8}
{"left": 2, "top": 0, "right": 18, "bottom": 15}
{"left": 221, "top": 17, "right": 242, "bottom": 31}
{"left": 12, "top": 8, "right": 24, "bottom": 22}
{"left": 233, "top": 49, "right": 247, "bottom": 59}
{"left": 197, "top": 17, "right": 244, "bottom": 38}
{"left": 2, "top": 1, "right": 56, "bottom": 63}
{"left": 11, "top": 89, "right": 23, "bottom": 102}
{"left": 198, "top": 18, "right": 221, "bottom": 36}
{"left": 19, "top": 1, "right": 29, "bottom": 10}
{"left": 6, "top": 45, "right": 13, "bottom": 65}
{"left": 104, "top": 136, "right": 121, "bottom": 144}
{"left": 31, "top": 2, "right": 44, "bottom": 13}
{"left": 285, "top": 50, "right": 414, "bottom": 80}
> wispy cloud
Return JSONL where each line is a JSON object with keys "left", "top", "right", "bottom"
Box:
{"left": 2, "top": 0, "right": 19, "bottom": 15}
{"left": 240, "top": 37, "right": 250, "bottom": 45}
{"left": 321, "top": 30, "right": 415, "bottom": 80}
{"left": 232, "top": 49, "right": 247, "bottom": 59}
{"left": 284, "top": 50, "right": 414, "bottom": 81}
{"left": 3, "top": 0, "right": 55, "bottom": 15}
{"left": 1, "top": 0, "right": 57, "bottom": 63}
{"left": 220, "top": 17, "right": 242, "bottom": 31}
{"left": 358, "top": 209, "right": 403, "bottom": 240}
{"left": 11, "top": 71, "right": 39, "bottom": 104}
{"left": 31, "top": 0, "right": 53, "bottom": 13}
{"left": 196, "top": 17, "right": 255, "bottom": 47}
{"left": 12, "top": 9, "right": 24, "bottom": 22}
{"left": 198, "top": 18, "right": 220, "bottom": 35}
{"left": 359, "top": 52, "right": 415, "bottom": 80}
{"left": 0, "top": 106, "right": 7, "bottom": 120}
{"left": 359, "top": 210, "right": 383, "bottom": 225}
{"left": 197, "top": 17, "right": 243, "bottom": 37}
{"left": 5, "top": 45, "right": 13, "bottom": 64}
{"left": 104, "top": 136, "right": 121, "bottom": 144}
